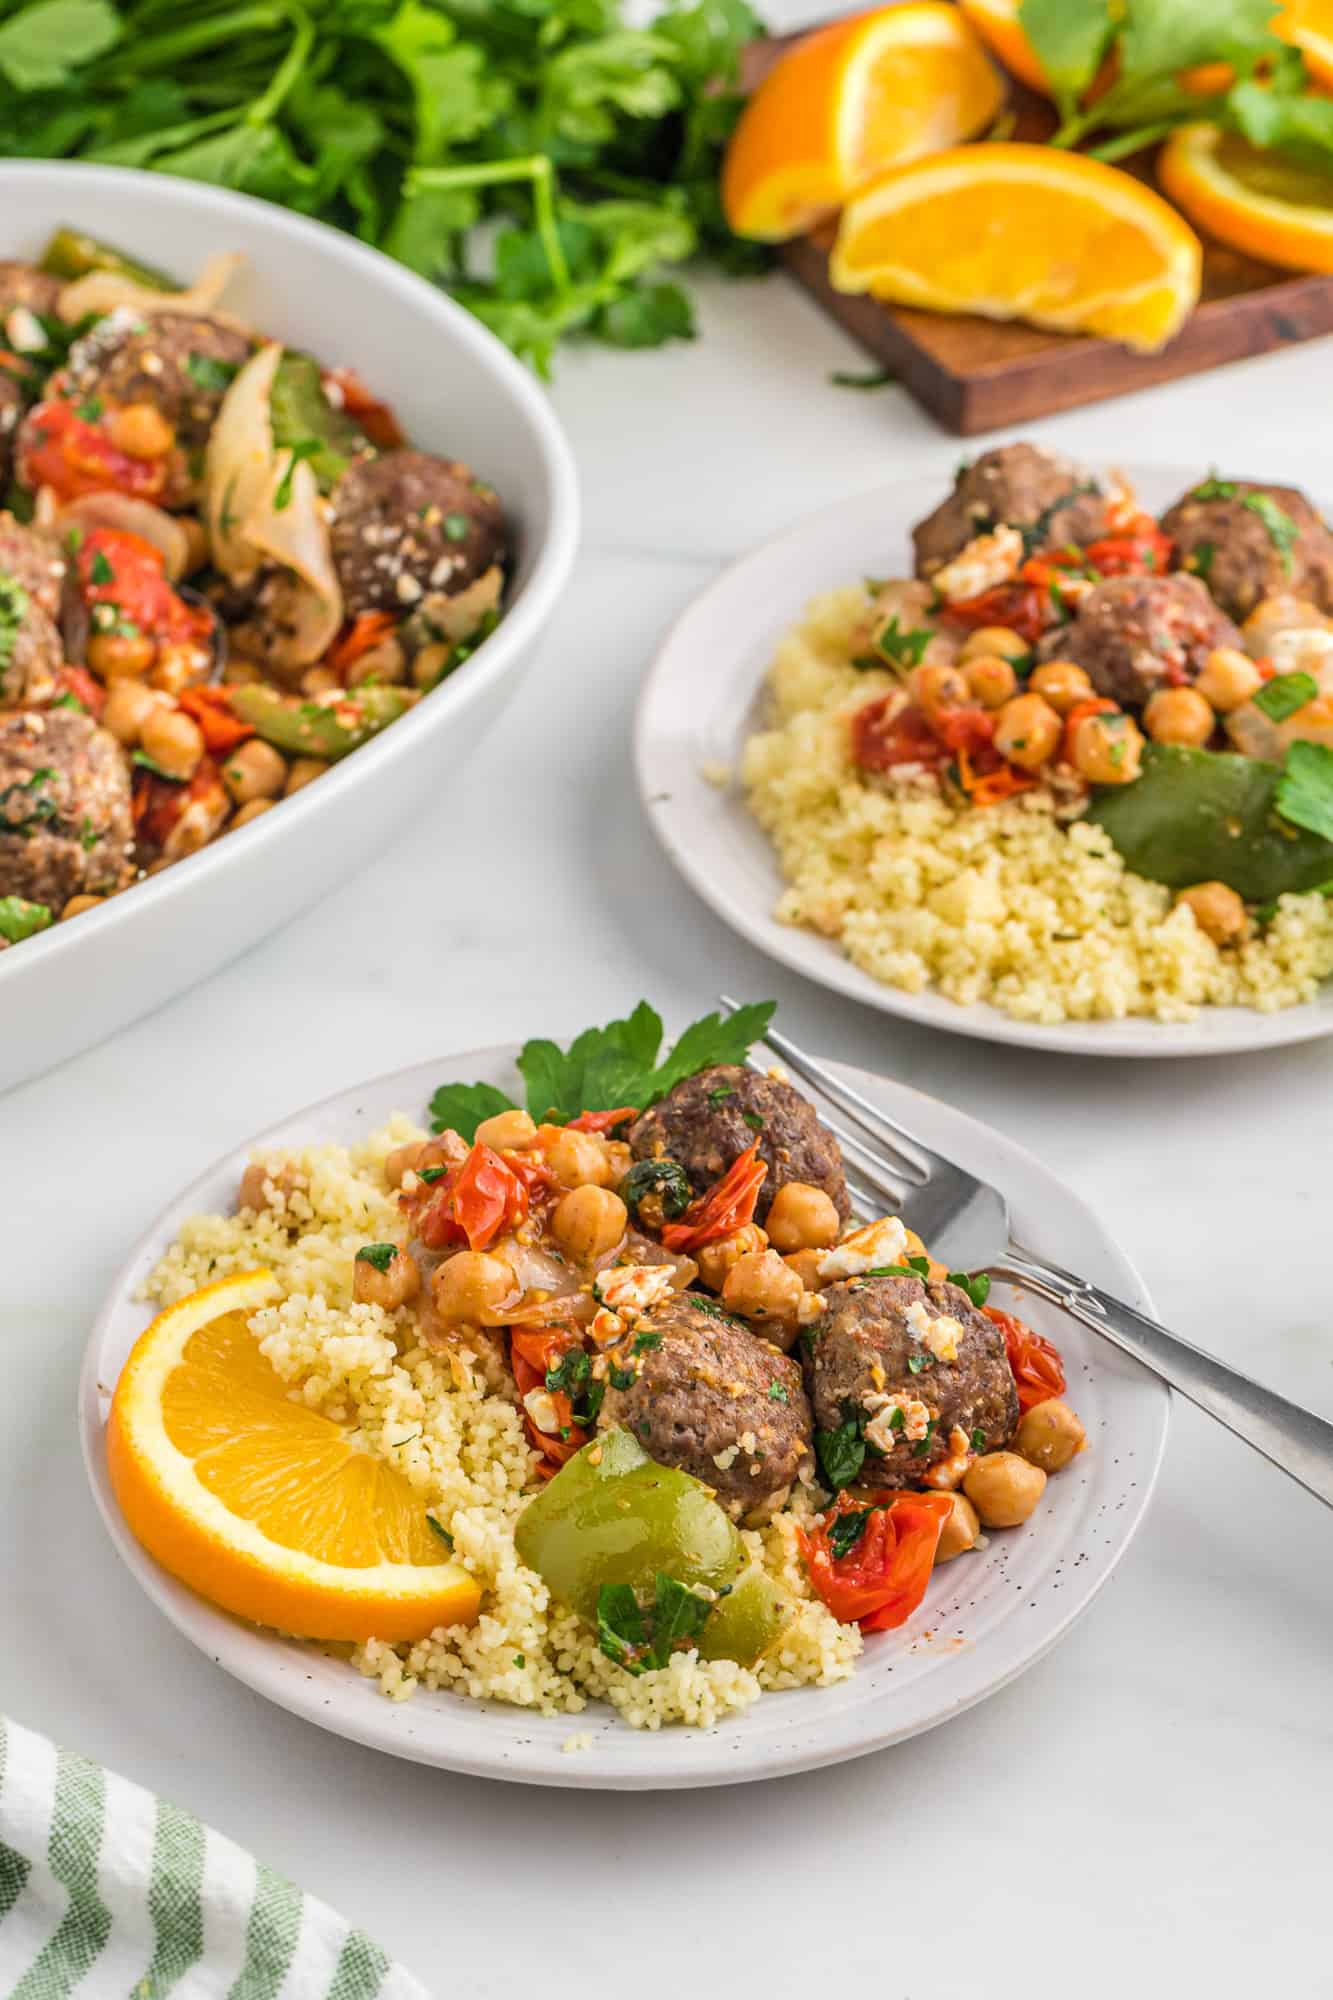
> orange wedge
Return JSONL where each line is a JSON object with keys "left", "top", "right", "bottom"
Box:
{"left": 722, "top": 2, "right": 1005, "bottom": 242}
{"left": 1160, "top": 122, "right": 1333, "bottom": 272}
{"left": 1276, "top": 0, "right": 1333, "bottom": 90}
{"left": 954, "top": 0, "right": 1053, "bottom": 93}
{"left": 830, "top": 142, "right": 1202, "bottom": 351}
{"left": 107, "top": 1269, "right": 480, "bottom": 1642}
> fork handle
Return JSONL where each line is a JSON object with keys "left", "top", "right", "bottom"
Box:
{"left": 997, "top": 1244, "right": 1333, "bottom": 1511}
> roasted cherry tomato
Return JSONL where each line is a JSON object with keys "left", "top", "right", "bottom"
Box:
{"left": 798, "top": 1490, "right": 952, "bottom": 1632}
{"left": 986, "top": 1305, "right": 1066, "bottom": 1411}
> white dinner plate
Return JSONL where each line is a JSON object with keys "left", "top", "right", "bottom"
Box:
{"left": 635, "top": 464, "right": 1333, "bottom": 1057}
{"left": 81, "top": 1043, "right": 1169, "bottom": 1789}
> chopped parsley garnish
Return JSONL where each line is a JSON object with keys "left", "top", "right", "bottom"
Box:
{"left": 443, "top": 512, "right": 471, "bottom": 542}
{"left": 1190, "top": 474, "right": 1237, "bottom": 501}
{"left": 865, "top": 1256, "right": 930, "bottom": 1281}
{"left": 609, "top": 1363, "right": 637, "bottom": 1390}
{"left": 970, "top": 1428, "right": 986, "bottom": 1452}
{"left": 272, "top": 439, "right": 322, "bottom": 511}
{"left": 947, "top": 1271, "right": 991, "bottom": 1308}
{"left": 1254, "top": 671, "right": 1318, "bottom": 724}
{"left": 427, "top": 1517, "right": 454, "bottom": 1550}
{"left": 544, "top": 1346, "right": 605, "bottom": 1427}
{"left": 815, "top": 1414, "right": 866, "bottom": 1492}
{"left": 131, "top": 750, "right": 180, "bottom": 782}
{"left": 768, "top": 1382, "right": 789, "bottom": 1402}
{"left": 513, "top": 1654, "right": 525, "bottom": 1668}
{"left": 829, "top": 366, "right": 896, "bottom": 390}
{"left": 0, "top": 764, "right": 58, "bottom": 835}
{"left": 89, "top": 550, "right": 114, "bottom": 586}
{"left": 417, "top": 1164, "right": 448, "bottom": 1184}
{"left": 1187, "top": 539, "right": 1216, "bottom": 582}
{"left": 0, "top": 896, "right": 52, "bottom": 944}
{"left": 1019, "top": 479, "right": 1101, "bottom": 559}
{"left": 741, "top": 1110, "right": 765, "bottom": 1132}
{"left": 356, "top": 1242, "right": 397, "bottom": 1273}
{"left": 76, "top": 396, "right": 103, "bottom": 422}
{"left": 912, "top": 1419, "right": 937, "bottom": 1458}
{"left": 887, "top": 1406, "right": 905, "bottom": 1432}
{"left": 78, "top": 816, "right": 100, "bottom": 853}
{"left": 186, "top": 352, "right": 239, "bottom": 393}
{"left": 827, "top": 1507, "right": 876, "bottom": 1559}
{"left": 1241, "top": 493, "right": 1298, "bottom": 573}
{"left": 429, "top": 999, "right": 775, "bottom": 1133}
{"left": 631, "top": 1331, "right": 662, "bottom": 1355}
{"left": 621, "top": 1158, "right": 691, "bottom": 1222}
{"left": 872, "top": 615, "right": 932, "bottom": 672}
{"left": 596, "top": 1572, "right": 712, "bottom": 1675}
{"left": 907, "top": 1353, "right": 929, "bottom": 1375}
{"left": 706, "top": 1085, "right": 735, "bottom": 1104}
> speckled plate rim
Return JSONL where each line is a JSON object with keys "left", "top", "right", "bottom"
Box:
{"left": 634, "top": 463, "right": 1333, "bottom": 1058}
{"left": 79, "top": 1044, "right": 1169, "bottom": 1789}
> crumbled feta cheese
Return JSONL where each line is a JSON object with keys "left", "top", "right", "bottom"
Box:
{"left": 1269, "top": 626, "right": 1333, "bottom": 687}
{"left": 904, "top": 1297, "right": 963, "bottom": 1364}
{"left": 920, "top": 1426, "right": 974, "bottom": 1491}
{"left": 394, "top": 571, "right": 423, "bottom": 604}
{"left": 818, "top": 1216, "right": 909, "bottom": 1281}
{"left": 5, "top": 306, "right": 44, "bottom": 354}
{"left": 522, "top": 1388, "right": 561, "bottom": 1435}
{"left": 863, "top": 1393, "right": 932, "bottom": 1453}
{"left": 931, "top": 525, "right": 1023, "bottom": 604}
{"left": 713, "top": 1444, "right": 740, "bottom": 1470}
{"left": 597, "top": 1265, "right": 674, "bottom": 1316}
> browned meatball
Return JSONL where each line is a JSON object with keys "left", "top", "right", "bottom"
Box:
{"left": 0, "top": 261, "right": 61, "bottom": 321}
{"left": 54, "top": 312, "right": 253, "bottom": 507}
{"left": 1161, "top": 478, "right": 1333, "bottom": 620}
{"left": 913, "top": 443, "right": 1111, "bottom": 579}
{"left": 0, "top": 595, "right": 63, "bottom": 709}
{"left": 805, "top": 1273, "right": 1018, "bottom": 1488}
{"left": 0, "top": 514, "right": 66, "bottom": 619}
{"left": 0, "top": 374, "right": 23, "bottom": 490}
{"left": 1040, "top": 572, "right": 1242, "bottom": 709}
{"left": 0, "top": 709, "right": 133, "bottom": 908}
{"left": 330, "top": 450, "right": 506, "bottom": 616}
{"left": 629, "top": 1065, "right": 851, "bottom": 1225}
{"left": 597, "top": 1294, "right": 813, "bottom": 1522}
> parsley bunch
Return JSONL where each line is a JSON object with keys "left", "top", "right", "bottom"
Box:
{"left": 1020, "top": 0, "right": 1333, "bottom": 167}
{"left": 0, "top": 0, "right": 765, "bottom": 375}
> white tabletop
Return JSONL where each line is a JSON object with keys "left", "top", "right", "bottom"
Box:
{"left": 4, "top": 54, "right": 1333, "bottom": 1990}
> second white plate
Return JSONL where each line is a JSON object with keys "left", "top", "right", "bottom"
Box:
{"left": 635, "top": 464, "right": 1333, "bottom": 1058}
{"left": 80, "top": 1044, "right": 1168, "bottom": 1789}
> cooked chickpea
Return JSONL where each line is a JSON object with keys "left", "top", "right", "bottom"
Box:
{"left": 765, "top": 1181, "right": 840, "bottom": 1253}
{"left": 934, "top": 1491, "right": 981, "bottom": 1562}
{"left": 60, "top": 893, "right": 103, "bottom": 920}
{"left": 963, "top": 1451, "right": 1046, "bottom": 1528}
{"left": 1068, "top": 708, "right": 1144, "bottom": 785}
{"left": 993, "top": 692, "right": 1062, "bottom": 771}
{"left": 87, "top": 629, "right": 154, "bottom": 680}
{"left": 106, "top": 401, "right": 175, "bottom": 460}
{"left": 474, "top": 1108, "right": 538, "bottom": 1151}
{"left": 102, "top": 679, "right": 161, "bottom": 746}
{"left": 1196, "top": 645, "right": 1263, "bottom": 714}
{"left": 431, "top": 1250, "right": 515, "bottom": 1327}
{"left": 300, "top": 666, "right": 341, "bottom": 696}
{"left": 959, "top": 625, "right": 1028, "bottom": 665}
{"left": 783, "top": 1248, "right": 825, "bottom": 1292}
{"left": 908, "top": 661, "right": 969, "bottom": 717}
{"left": 140, "top": 706, "right": 204, "bottom": 780}
{"left": 1015, "top": 1398, "right": 1086, "bottom": 1473}
{"left": 721, "top": 1247, "right": 804, "bottom": 1324}
{"left": 963, "top": 654, "right": 1018, "bottom": 709}
{"left": 696, "top": 1224, "right": 767, "bottom": 1292}
{"left": 1176, "top": 879, "right": 1248, "bottom": 945}
{"left": 1028, "top": 659, "right": 1093, "bottom": 715}
{"left": 222, "top": 737, "right": 287, "bottom": 804}
{"left": 347, "top": 636, "right": 406, "bottom": 687}
{"left": 352, "top": 1245, "right": 420, "bottom": 1310}
{"left": 412, "top": 640, "right": 453, "bottom": 690}
{"left": 552, "top": 1184, "right": 628, "bottom": 1262}
{"left": 384, "top": 1137, "right": 456, "bottom": 1188}
{"left": 223, "top": 653, "right": 266, "bottom": 687}
{"left": 544, "top": 1127, "right": 613, "bottom": 1189}
{"left": 1143, "top": 685, "right": 1214, "bottom": 747}
{"left": 230, "top": 799, "right": 275, "bottom": 831}
{"left": 150, "top": 641, "right": 212, "bottom": 696}
{"left": 179, "top": 516, "right": 209, "bottom": 575}
{"left": 604, "top": 1139, "right": 633, "bottom": 1183}
{"left": 284, "top": 756, "right": 328, "bottom": 796}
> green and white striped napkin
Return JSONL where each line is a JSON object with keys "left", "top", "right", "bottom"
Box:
{"left": 0, "top": 1716, "right": 429, "bottom": 1998}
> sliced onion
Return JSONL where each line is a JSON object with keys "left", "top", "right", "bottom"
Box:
{"left": 205, "top": 341, "right": 283, "bottom": 582}
{"left": 498, "top": 1239, "right": 580, "bottom": 1299}
{"left": 55, "top": 493, "right": 190, "bottom": 579}
{"left": 422, "top": 566, "right": 504, "bottom": 643}
{"left": 57, "top": 251, "right": 245, "bottom": 326}
{"left": 240, "top": 451, "right": 343, "bottom": 661}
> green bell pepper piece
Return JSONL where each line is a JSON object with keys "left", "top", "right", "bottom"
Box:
{"left": 1085, "top": 744, "right": 1333, "bottom": 903}
{"left": 39, "top": 227, "right": 176, "bottom": 292}
{"left": 514, "top": 1429, "right": 742, "bottom": 1626}
{"left": 0, "top": 896, "right": 52, "bottom": 944}
{"left": 696, "top": 1565, "right": 791, "bottom": 1667}
{"left": 227, "top": 684, "right": 414, "bottom": 762}
{"left": 269, "top": 353, "right": 372, "bottom": 496}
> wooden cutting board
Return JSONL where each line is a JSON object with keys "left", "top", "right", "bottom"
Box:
{"left": 744, "top": 26, "right": 1333, "bottom": 435}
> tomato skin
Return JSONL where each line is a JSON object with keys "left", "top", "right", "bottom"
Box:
{"left": 416, "top": 1142, "right": 531, "bottom": 1252}
{"left": 323, "top": 368, "right": 405, "bottom": 450}
{"left": 851, "top": 696, "right": 943, "bottom": 773}
{"left": 798, "top": 1490, "right": 952, "bottom": 1631}
{"left": 176, "top": 686, "right": 254, "bottom": 756}
{"left": 1084, "top": 516, "right": 1173, "bottom": 577}
{"left": 20, "top": 400, "right": 167, "bottom": 503}
{"left": 509, "top": 1326, "right": 586, "bottom": 1473}
{"left": 661, "top": 1140, "right": 768, "bottom": 1252}
{"left": 53, "top": 664, "right": 105, "bottom": 719}
{"left": 944, "top": 582, "right": 1048, "bottom": 643}
{"left": 567, "top": 1107, "right": 638, "bottom": 1133}
{"left": 985, "top": 1305, "right": 1066, "bottom": 1411}
{"left": 78, "top": 529, "right": 211, "bottom": 649}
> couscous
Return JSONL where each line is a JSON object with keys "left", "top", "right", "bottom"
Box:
{"left": 741, "top": 445, "right": 1333, "bottom": 1024}
{"left": 128, "top": 1003, "right": 1086, "bottom": 1730}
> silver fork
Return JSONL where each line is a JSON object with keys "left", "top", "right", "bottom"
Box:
{"left": 719, "top": 997, "right": 1333, "bottom": 1510}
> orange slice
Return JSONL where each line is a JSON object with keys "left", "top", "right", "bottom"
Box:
{"left": 722, "top": 2, "right": 1005, "bottom": 242}
{"left": 107, "top": 1270, "right": 480, "bottom": 1642}
{"left": 1159, "top": 121, "right": 1333, "bottom": 273}
{"left": 1276, "top": 0, "right": 1333, "bottom": 90}
{"left": 954, "top": 0, "right": 1052, "bottom": 93}
{"left": 830, "top": 142, "right": 1202, "bottom": 351}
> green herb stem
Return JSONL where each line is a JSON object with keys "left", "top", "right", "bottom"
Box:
{"left": 410, "top": 156, "right": 572, "bottom": 299}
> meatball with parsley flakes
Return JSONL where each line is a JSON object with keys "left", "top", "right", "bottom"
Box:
{"left": 0, "top": 707, "right": 133, "bottom": 909}
{"left": 628, "top": 1064, "right": 851, "bottom": 1225}
{"left": 330, "top": 449, "right": 507, "bottom": 617}
{"left": 1160, "top": 477, "right": 1333, "bottom": 621}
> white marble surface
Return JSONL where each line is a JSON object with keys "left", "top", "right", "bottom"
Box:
{"left": 5, "top": 65, "right": 1333, "bottom": 1991}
